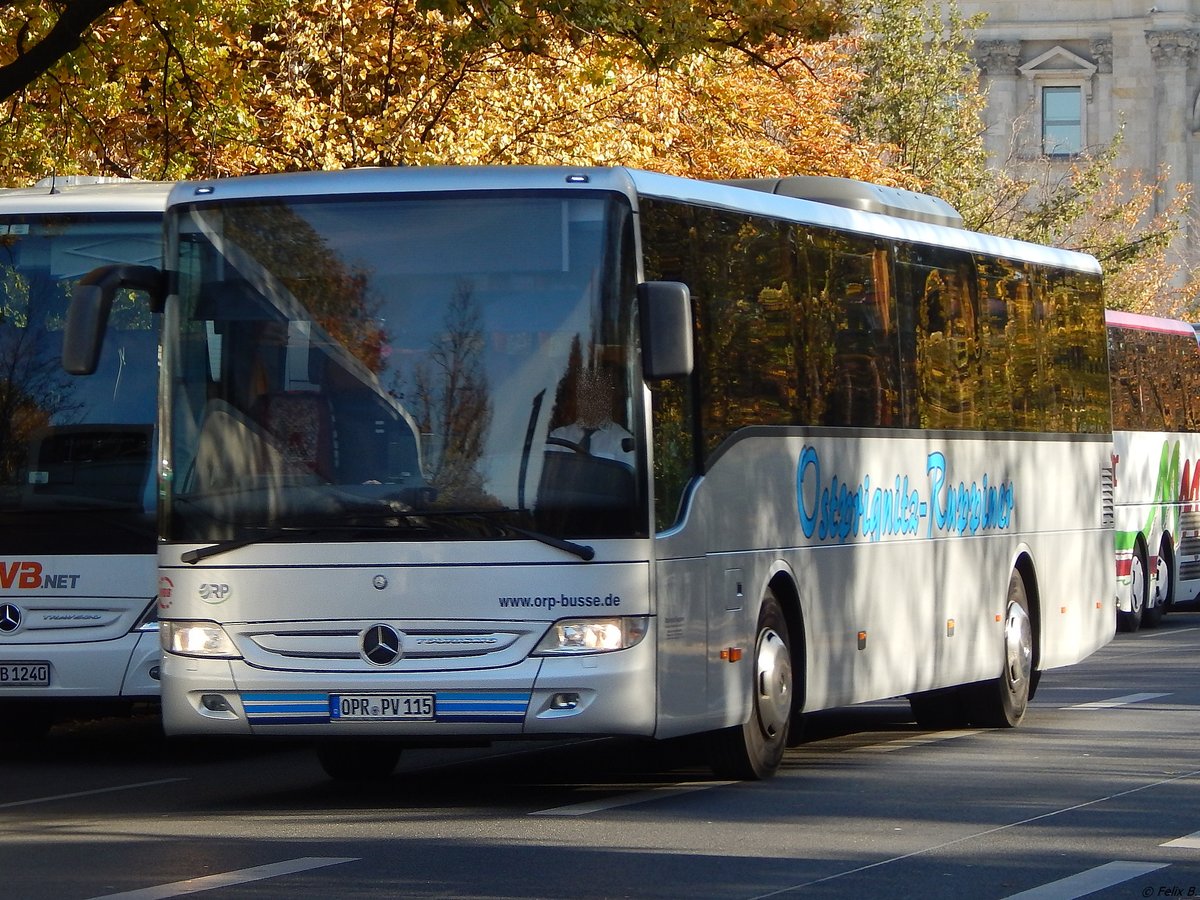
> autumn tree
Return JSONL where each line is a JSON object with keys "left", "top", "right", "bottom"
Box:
{"left": 0, "top": 1, "right": 121, "bottom": 101}
{"left": 846, "top": 0, "right": 1199, "bottom": 316}
{"left": 1, "top": 1, "right": 907, "bottom": 186}
{"left": 981, "top": 139, "right": 1200, "bottom": 316}
{"left": 844, "top": 0, "right": 989, "bottom": 216}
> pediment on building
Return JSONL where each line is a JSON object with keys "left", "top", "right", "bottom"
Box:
{"left": 1019, "top": 46, "right": 1097, "bottom": 78}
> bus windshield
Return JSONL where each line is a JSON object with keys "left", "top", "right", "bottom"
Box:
{"left": 0, "top": 214, "right": 160, "bottom": 554}
{"left": 166, "top": 192, "right": 645, "bottom": 545}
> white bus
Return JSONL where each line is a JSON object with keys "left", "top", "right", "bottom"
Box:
{"left": 1106, "top": 309, "right": 1200, "bottom": 631}
{"left": 0, "top": 178, "right": 169, "bottom": 737}
{"left": 65, "top": 168, "right": 1114, "bottom": 779}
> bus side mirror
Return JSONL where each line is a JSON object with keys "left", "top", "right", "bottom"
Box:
{"left": 638, "top": 281, "right": 693, "bottom": 381}
{"left": 63, "top": 265, "right": 166, "bottom": 375}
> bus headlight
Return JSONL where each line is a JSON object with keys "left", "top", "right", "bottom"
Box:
{"left": 161, "top": 621, "right": 241, "bottom": 658}
{"left": 533, "top": 616, "right": 649, "bottom": 655}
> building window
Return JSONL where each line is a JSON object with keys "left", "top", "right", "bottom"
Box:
{"left": 1042, "top": 86, "right": 1082, "bottom": 157}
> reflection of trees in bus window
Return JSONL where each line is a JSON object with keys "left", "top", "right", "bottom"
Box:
{"left": 1041, "top": 269, "right": 1108, "bottom": 433}
{"left": 407, "top": 280, "right": 494, "bottom": 507}
{"left": 0, "top": 264, "right": 82, "bottom": 490}
{"left": 222, "top": 203, "right": 390, "bottom": 376}
{"left": 1108, "top": 325, "right": 1200, "bottom": 434}
{"left": 639, "top": 200, "right": 905, "bottom": 459}
{"left": 901, "top": 246, "right": 981, "bottom": 430}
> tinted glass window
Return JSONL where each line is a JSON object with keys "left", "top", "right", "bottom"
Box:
{"left": 896, "top": 244, "right": 981, "bottom": 430}
{"left": 639, "top": 198, "right": 1110, "bottom": 529}
{"left": 168, "top": 194, "right": 645, "bottom": 543}
{"left": 0, "top": 214, "right": 160, "bottom": 554}
{"left": 1109, "top": 324, "right": 1200, "bottom": 432}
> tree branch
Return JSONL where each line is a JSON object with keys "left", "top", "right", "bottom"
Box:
{"left": 0, "top": 1, "right": 124, "bottom": 102}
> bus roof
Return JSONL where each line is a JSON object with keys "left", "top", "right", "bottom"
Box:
{"left": 723, "top": 175, "right": 965, "bottom": 229}
{"left": 0, "top": 179, "right": 173, "bottom": 215}
{"left": 166, "top": 165, "right": 1102, "bottom": 276}
{"left": 1104, "top": 308, "right": 1197, "bottom": 337}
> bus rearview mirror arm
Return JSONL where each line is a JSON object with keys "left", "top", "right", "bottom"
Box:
{"left": 63, "top": 265, "right": 166, "bottom": 375}
{"left": 638, "top": 281, "right": 694, "bottom": 381}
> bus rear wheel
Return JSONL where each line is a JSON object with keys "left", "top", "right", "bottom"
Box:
{"left": 706, "top": 590, "right": 792, "bottom": 780}
{"left": 1143, "top": 539, "right": 1173, "bottom": 629}
{"left": 1118, "top": 543, "right": 1147, "bottom": 633}
{"left": 316, "top": 742, "right": 402, "bottom": 781}
{"left": 968, "top": 570, "right": 1033, "bottom": 728}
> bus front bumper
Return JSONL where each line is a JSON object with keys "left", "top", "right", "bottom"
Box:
{"left": 159, "top": 640, "right": 657, "bottom": 739}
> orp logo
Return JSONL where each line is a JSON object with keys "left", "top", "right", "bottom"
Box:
{"left": 198, "top": 583, "right": 231, "bottom": 603}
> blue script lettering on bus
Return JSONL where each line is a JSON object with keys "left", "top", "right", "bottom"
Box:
{"left": 796, "top": 446, "right": 1015, "bottom": 544}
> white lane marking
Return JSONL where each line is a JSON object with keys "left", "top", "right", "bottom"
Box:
{"left": 1000, "top": 860, "right": 1169, "bottom": 900}
{"left": 0, "top": 778, "right": 186, "bottom": 810}
{"left": 530, "top": 780, "right": 735, "bottom": 816}
{"left": 850, "top": 729, "right": 983, "bottom": 753}
{"left": 86, "top": 857, "right": 358, "bottom": 900}
{"left": 1163, "top": 828, "right": 1200, "bottom": 849}
{"left": 747, "top": 767, "right": 1200, "bottom": 899}
{"left": 1063, "top": 692, "right": 1170, "bottom": 710}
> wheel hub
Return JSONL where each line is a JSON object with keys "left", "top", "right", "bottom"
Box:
{"left": 1004, "top": 599, "right": 1032, "bottom": 689}
{"left": 754, "top": 628, "right": 791, "bottom": 739}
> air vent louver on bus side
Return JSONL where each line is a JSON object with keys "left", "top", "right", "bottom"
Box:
{"left": 1177, "top": 511, "right": 1200, "bottom": 580}
{"left": 1101, "top": 463, "right": 1115, "bottom": 529}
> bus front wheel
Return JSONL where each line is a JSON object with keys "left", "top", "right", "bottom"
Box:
{"left": 706, "top": 589, "right": 792, "bottom": 780}
{"left": 968, "top": 570, "right": 1033, "bottom": 728}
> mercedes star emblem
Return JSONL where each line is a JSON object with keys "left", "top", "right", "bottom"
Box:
{"left": 361, "top": 623, "right": 402, "bottom": 666}
{"left": 0, "top": 603, "right": 22, "bottom": 634}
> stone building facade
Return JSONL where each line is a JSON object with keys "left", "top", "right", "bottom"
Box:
{"left": 956, "top": 2, "right": 1200, "bottom": 267}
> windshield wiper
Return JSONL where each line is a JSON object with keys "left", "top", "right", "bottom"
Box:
{"left": 488, "top": 521, "right": 594, "bottom": 561}
{"left": 180, "top": 527, "right": 323, "bottom": 564}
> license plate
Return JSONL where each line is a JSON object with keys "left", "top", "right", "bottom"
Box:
{"left": 0, "top": 663, "right": 50, "bottom": 687}
{"left": 330, "top": 693, "right": 434, "bottom": 721}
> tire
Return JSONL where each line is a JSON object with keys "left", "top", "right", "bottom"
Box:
{"left": 967, "top": 570, "right": 1033, "bottom": 728}
{"left": 1117, "top": 544, "right": 1147, "bottom": 633}
{"left": 316, "top": 742, "right": 401, "bottom": 781}
{"left": 1143, "top": 539, "right": 1174, "bottom": 629}
{"left": 706, "top": 589, "right": 792, "bottom": 780}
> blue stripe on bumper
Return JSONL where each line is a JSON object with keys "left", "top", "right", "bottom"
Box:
{"left": 241, "top": 691, "right": 531, "bottom": 724}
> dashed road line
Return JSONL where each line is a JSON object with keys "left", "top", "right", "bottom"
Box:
{"left": 0, "top": 778, "right": 186, "bottom": 810}
{"left": 86, "top": 857, "right": 359, "bottom": 900}
{"left": 849, "top": 729, "right": 983, "bottom": 753}
{"left": 999, "top": 860, "right": 1169, "bottom": 900}
{"left": 1062, "top": 692, "right": 1170, "bottom": 710}
{"left": 530, "top": 780, "right": 735, "bottom": 816}
{"left": 1163, "top": 828, "right": 1200, "bottom": 849}
{"left": 746, "top": 767, "right": 1200, "bottom": 899}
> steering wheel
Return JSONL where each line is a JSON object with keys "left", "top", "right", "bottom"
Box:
{"left": 546, "top": 436, "right": 589, "bottom": 456}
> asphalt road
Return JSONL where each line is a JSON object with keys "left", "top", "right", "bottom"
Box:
{"left": 2, "top": 611, "right": 1199, "bottom": 899}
